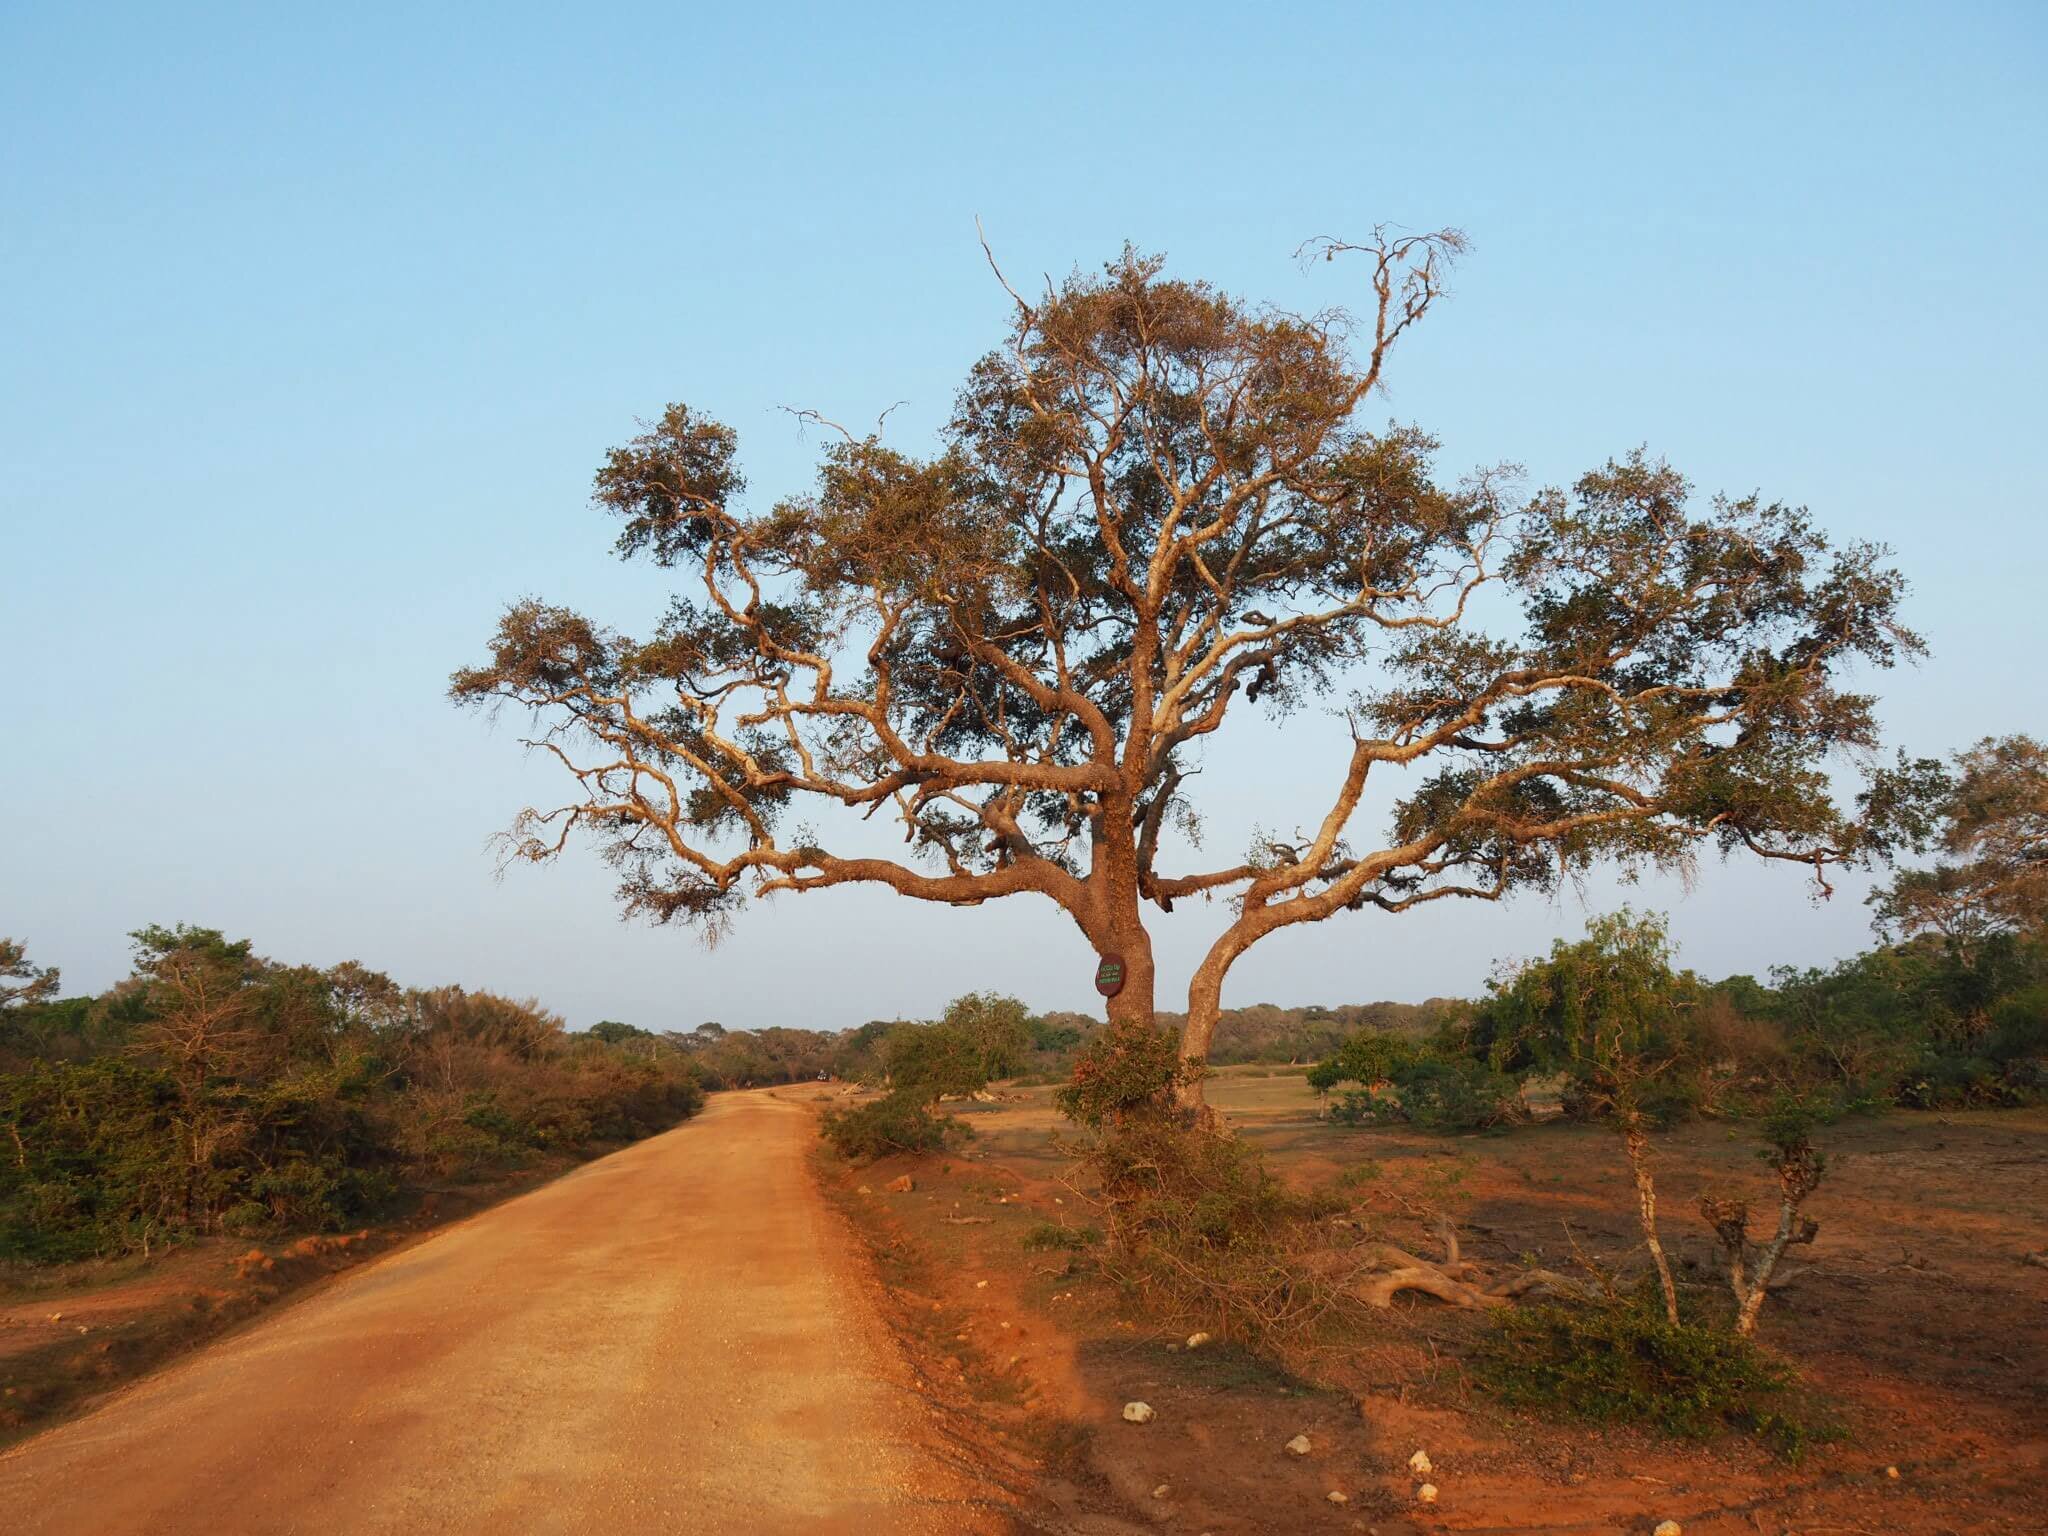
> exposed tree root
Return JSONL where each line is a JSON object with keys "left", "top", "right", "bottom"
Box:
{"left": 1353, "top": 1222, "right": 1593, "bottom": 1310}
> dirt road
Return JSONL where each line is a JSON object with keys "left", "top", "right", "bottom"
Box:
{"left": 1, "top": 1091, "right": 1006, "bottom": 1535}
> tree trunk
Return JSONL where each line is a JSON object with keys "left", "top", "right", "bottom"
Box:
{"left": 1174, "top": 947, "right": 1231, "bottom": 1118}
{"left": 1103, "top": 934, "right": 1157, "bottom": 1030}
{"left": 1623, "top": 1120, "right": 1681, "bottom": 1326}
{"left": 1735, "top": 1180, "right": 1819, "bottom": 1337}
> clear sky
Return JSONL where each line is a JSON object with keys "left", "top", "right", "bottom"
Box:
{"left": 4, "top": 2, "right": 2044, "bottom": 1031}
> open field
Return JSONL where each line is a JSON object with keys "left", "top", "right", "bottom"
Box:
{"left": 815, "top": 1066, "right": 2048, "bottom": 1533}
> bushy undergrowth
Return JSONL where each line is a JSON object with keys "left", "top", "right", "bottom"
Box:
{"left": 1058, "top": 1022, "right": 1369, "bottom": 1352}
{"left": 1475, "top": 1295, "right": 1838, "bottom": 1460}
{"left": 819, "top": 1089, "right": 968, "bottom": 1161}
{"left": 1021, "top": 1221, "right": 1101, "bottom": 1252}
{"left": 1309, "top": 924, "right": 2048, "bottom": 1137}
{"left": 0, "top": 926, "right": 704, "bottom": 1261}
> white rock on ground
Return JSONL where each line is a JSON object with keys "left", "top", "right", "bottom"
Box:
{"left": 1417, "top": 1483, "right": 1439, "bottom": 1505}
{"left": 1285, "top": 1435, "right": 1312, "bottom": 1456}
{"left": 1185, "top": 1331, "right": 1211, "bottom": 1349}
{"left": 1653, "top": 1522, "right": 1682, "bottom": 1536}
{"left": 1122, "top": 1401, "right": 1155, "bottom": 1423}
{"left": 1326, "top": 1490, "right": 1348, "bottom": 1504}
{"left": 1408, "top": 1449, "right": 1432, "bottom": 1476}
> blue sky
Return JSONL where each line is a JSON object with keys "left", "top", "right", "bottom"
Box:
{"left": 4, "top": 2, "right": 2043, "bottom": 1029}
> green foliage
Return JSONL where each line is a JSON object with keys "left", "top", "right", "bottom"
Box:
{"left": 1476, "top": 1296, "right": 1837, "bottom": 1460}
{"left": 462, "top": 243, "right": 1929, "bottom": 1047}
{"left": 0, "top": 927, "right": 706, "bottom": 1261}
{"left": 680, "top": 1022, "right": 842, "bottom": 1089}
{"left": 883, "top": 1021, "right": 989, "bottom": 1102}
{"left": 1385, "top": 1055, "right": 1522, "bottom": 1131}
{"left": 0, "top": 937, "right": 60, "bottom": 1011}
{"left": 1305, "top": 1031, "right": 1415, "bottom": 1093}
{"left": 1870, "top": 734, "right": 2047, "bottom": 947}
{"left": 1021, "top": 1221, "right": 1101, "bottom": 1252}
{"left": 1053, "top": 1024, "right": 1363, "bottom": 1351}
{"left": 1311, "top": 1032, "right": 1520, "bottom": 1130}
{"left": 1056, "top": 1022, "right": 1200, "bottom": 1127}
{"left": 938, "top": 992, "right": 1032, "bottom": 1081}
{"left": 1028, "top": 1016, "right": 1083, "bottom": 1054}
{"left": 1478, "top": 910, "right": 1701, "bottom": 1121}
{"left": 0, "top": 1060, "right": 184, "bottom": 1261}
{"left": 819, "top": 1089, "right": 965, "bottom": 1161}
{"left": 1768, "top": 928, "right": 2048, "bottom": 1108}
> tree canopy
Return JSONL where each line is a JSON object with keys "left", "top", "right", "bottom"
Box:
{"left": 1871, "top": 733, "right": 2047, "bottom": 948}
{"left": 455, "top": 234, "right": 1933, "bottom": 1103}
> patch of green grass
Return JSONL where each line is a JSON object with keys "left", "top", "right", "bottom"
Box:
{"left": 1475, "top": 1297, "right": 1840, "bottom": 1460}
{"left": 1022, "top": 1221, "right": 1102, "bottom": 1252}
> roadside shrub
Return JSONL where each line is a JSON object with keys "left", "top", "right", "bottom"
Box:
{"left": 0, "top": 1060, "right": 186, "bottom": 1260}
{"left": 1, "top": 927, "right": 707, "bottom": 1261}
{"left": 883, "top": 1021, "right": 989, "bottom": 1100}
{"left": 1022, "top": 1221, "right": 1101, "bottom": 1252}
{"left": 1056, "top": 1023, "right": 1367, "bottom": 1352}
{"left": 820, "top": 1089, "right": 967, "bottom": 1161}
{"left": 1475, "top": 1296, "right": 1836, "bottom": 1459}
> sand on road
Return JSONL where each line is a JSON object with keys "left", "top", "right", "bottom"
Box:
{"left": 1, "top": 1089, "right": 1007, "bottom": 1535}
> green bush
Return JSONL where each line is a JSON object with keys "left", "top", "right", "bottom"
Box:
{"left": 0, "top": 1060, "right": 187, "bottom": 1260}
{"left": 883, "top": 1021, "right": 990, "bottom": 1100}
{"left": 1311, "top": 1035, "right": 1520, "bottom": 1131}
{"left": 1388, "top": 1056, "right": 1521, "bottom": 1130}
{"left": 1306, "top": 1031, "right": 1415, "bottom": 1094}
{"left": 820, "top": 1090, "right": 967, "bottom": 1161}
{"left": 1022, "top": 1221, "right": 1102, "bottom": 1252}
{"left": 1475, "top": 1297, "right": 1836, "bottom": 1459}
{"left": 1056, "top": 1022, "right": 1199, "bottom": 1126}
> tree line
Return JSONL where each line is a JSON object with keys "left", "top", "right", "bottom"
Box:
{"left": 0, "top": 926, "right": 704, "bottom": 1262}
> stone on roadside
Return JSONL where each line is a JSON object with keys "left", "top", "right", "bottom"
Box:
{"left": 1652, "top": 1523, "right": 1681, "bottom": 1536}
{"left": 1417, "top": 1483, "right": 1438, "bottom": 1505}
{"left": 1326, "top": 1490, "right": 1348, "bottom": 1504}
{"left": 1152, "top": 1484, "right": 1171, "bottom": 1499}
{"left": 1408, "top": 1449, "right": 1432, "bottom": 1476}
{"left": 1185, "top": 1331, "right": 1211, "bottom": 1349}
{"left": 855, "top": 1185, "right": 873, "bottom": 1195}
{"left": 1285, "top": 1434, "right": 1312, "bottom": 1456}
{"left": 1122, "top": 1401, "right": 1155, "bottom": 1423}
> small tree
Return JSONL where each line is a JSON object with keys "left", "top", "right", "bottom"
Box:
{"left": 454, "top": 236, "right": 1933, "bottom": 1112}
{"left": 1699, "top": 1095, "right": 1827, "bottom": 1337}
{"left": 881, "top": 1019, "right": 988, "bottom": 1100}
{"left": 1484, "top": 911, "right": 1699, "bottom": 1323}
{"left": 937, "top": 991, "right": 1032, "bottom": 1081}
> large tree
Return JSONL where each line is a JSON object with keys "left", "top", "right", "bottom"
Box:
{"left": 1870, "top": 733, "right": 2047, "bottom": 949}
{"left": 455, "top": 234, "right": 1930, "bottom": 1108}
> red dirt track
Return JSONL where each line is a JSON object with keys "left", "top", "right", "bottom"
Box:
{"left": 0, "top": 1090, "right": 1005, "bottom": 1535}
